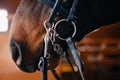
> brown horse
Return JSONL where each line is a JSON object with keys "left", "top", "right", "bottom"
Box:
{"left": 9, "top": 0, "right": 120, "bottom": 73}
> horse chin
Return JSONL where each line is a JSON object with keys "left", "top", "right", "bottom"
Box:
{"left": 14, "top": 54, "right": 39, "bottom": 73}
{"left": 15, "top": 60, "right": 38, "bottom": 73}
{"left": 17, "top": 64, "right": 36, "bottom": 73}
{"left": 15, "top": 54, "right": 60, "bottom": 73}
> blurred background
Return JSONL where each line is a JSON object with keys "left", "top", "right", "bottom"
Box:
{"left": 0, "top": 0, "right": 120, "bottom": 80}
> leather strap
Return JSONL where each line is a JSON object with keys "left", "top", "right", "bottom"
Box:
{"left": 37, "top": 0, "right": 68, "bottom": 18}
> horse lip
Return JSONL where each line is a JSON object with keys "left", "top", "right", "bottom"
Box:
{"left": 17, "top": 64, "right": 37, "bottom": 73}
{"left": 26, "top": 66, "right": 36, "bottom": 72}
{"left": 20, "top": 66, "right": 36, "bottom": 73}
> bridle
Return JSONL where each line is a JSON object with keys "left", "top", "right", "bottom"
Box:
{"left": 37, "top": 0, "right": 85, "bottom": 80}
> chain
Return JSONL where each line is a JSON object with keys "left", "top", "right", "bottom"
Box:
{"left": 44, "top": 20, "right": 63, "bottom": 57}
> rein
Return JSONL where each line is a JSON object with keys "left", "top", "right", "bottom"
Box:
{"left": 37, "top": 0, "right": 85, "bottom": 80}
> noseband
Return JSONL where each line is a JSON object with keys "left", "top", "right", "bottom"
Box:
{"left": 37, "top": 0, "right": 85, "bottom": 80}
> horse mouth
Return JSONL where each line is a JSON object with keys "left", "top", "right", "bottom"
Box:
{"left": 10, "top": 38, "right": 61, "bottom": 72}
{"left": 15, "top": 53, "right": 60, "bottom": 73}
{"left": 16, "top": 63, "right": 37, "bottom": 72}
{"left": 10, "top": 39, "right": 38, "bottom": 73}
{"left": 12, "top": 52, "right": 38, "bottom": 73}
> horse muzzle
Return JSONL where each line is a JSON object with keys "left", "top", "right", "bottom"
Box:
{"left": 10, "top": 39, "right": 36, "bottom": 72}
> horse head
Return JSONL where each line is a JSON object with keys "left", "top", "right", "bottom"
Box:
{"left": 9, "top": 0, "right": 120, "bottom": 73}
{"left": 10, "top": 0, "right": 52, "bottom": 72}
{"left": 9, "top": 0, "right": 70, "bottom": 72}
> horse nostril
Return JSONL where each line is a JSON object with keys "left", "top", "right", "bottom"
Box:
{"left": 10, "top": 40, "right": 22, "bottom": 64}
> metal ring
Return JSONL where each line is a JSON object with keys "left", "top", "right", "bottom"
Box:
{"left": 46, "top": 53, "right": 51, "bottom": 59}
{"left": 38, "top": 57, "right": 44, "bottom": 70}
{"left": 54, "top": 19, "right": 76, "bottom": 40}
